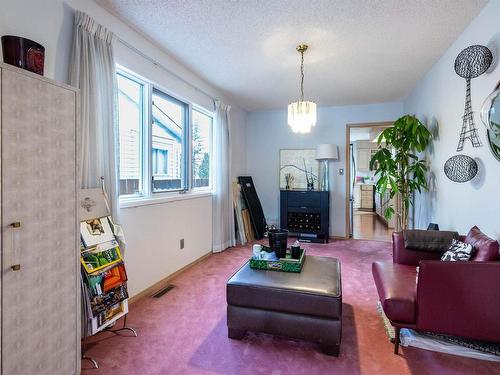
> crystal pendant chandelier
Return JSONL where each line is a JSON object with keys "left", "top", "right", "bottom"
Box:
{"left": 288, "top": 44, "right": 317, "bottom": 133}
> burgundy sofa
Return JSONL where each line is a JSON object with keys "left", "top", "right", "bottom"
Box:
{"left": 372, "top": 226, "right": 500, "bottom": 354}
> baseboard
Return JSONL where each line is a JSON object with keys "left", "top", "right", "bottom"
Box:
{"left": 329, "top": 235, "right": 348, "bottom": 240}
{"left": 129, "top": 251, "right": 212, "bottom": 305}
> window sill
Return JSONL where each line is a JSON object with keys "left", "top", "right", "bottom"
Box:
{"left": 120, "top": 190, "right": 213, "bottom": 209}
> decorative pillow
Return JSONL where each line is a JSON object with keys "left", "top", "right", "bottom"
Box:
{"left": 465, "top": 226, "right": 500, "bottom": 261}
{"left": 403, "top": 229, "right": 459, "bottom": 253}
{"left": 441, "top": 239, "right": 474, "bottom": 261}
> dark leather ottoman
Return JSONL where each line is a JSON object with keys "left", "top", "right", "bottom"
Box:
{"left": 226, "top": 256, "right": 342, "bottom": 356}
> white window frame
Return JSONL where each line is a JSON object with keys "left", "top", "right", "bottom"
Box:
{"left": 150, "top": 86, "right": 189, "bottom": 194}
{"left": 116, "top": 67, "right": 214, "bottom": 208}
{"left": 191, "top": 105, "right": 214, "bottom": 192}
{"left": 116, "top": 68, "right": 148, "bottom": 199}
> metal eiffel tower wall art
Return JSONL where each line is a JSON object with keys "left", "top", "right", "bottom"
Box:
{"left": 457, "top": 77, "right": 481, "bottom": 151}
{"left": 454, "top": 45, "right": 493, "bottom": 151}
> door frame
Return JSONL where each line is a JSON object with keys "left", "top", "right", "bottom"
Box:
{"left": 344, "top": 121, "right": 394, "bottom": 238}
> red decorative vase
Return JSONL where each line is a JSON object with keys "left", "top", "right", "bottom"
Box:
{"left": 2, "top": 35, "right": 45, "bottom": 75}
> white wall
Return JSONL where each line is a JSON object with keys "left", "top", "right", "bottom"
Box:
{"left": 0, "top": 0, "right": 248, "bottom": 297}
{"left": 120, "top": 197, "right": 212, "bottom": 297}
{"left": 0, "top": 0, "right": 74, "bottom": 83}
{"left": 246, "top": 102, "right": 403, "bottom": 237}
{"left": 404, "top": 0, "right": 500, "bottom": 239}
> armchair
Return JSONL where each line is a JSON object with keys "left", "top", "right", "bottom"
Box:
{"left": 373, "top": 227, "right": 500, "bottom": 354}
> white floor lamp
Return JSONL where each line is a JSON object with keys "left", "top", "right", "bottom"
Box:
{"left": 316, "top": 144, "right": 339, "bottom": 191}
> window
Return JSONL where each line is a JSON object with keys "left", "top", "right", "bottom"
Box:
{"left": 151, "top": 89, "right": 188, "bottom": 192}
{"left": 116, "top": 68, "right": 214, "bottom": 200}
{"left": 117, "top": 72, "right": 144, "bottom": 196}
{"left": 192, "top": 109, "right": 213, "bottom": 189}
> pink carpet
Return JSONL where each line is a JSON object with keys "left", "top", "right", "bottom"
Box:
{"left": 82, "top": 239, "right": 500, "bottom": 374}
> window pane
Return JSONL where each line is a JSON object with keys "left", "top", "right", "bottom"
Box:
{"left": 152, "top": 90, "right": 186, "bottom": 191}
{"left": 192, "top": 110, "right": 212, "bottom": 188}
{"left": 117, "top": 73, "right": 143, "bottom": 196}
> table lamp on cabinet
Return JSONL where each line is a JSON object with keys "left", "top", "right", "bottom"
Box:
{"left": 316, "top": 144, "right": 339, "bottom": 191}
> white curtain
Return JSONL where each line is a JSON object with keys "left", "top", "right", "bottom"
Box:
{"left": 69, "top": 11, "right": 125, "bottom": 246}
{"left": 212, "top": 100, "right": 236, "bottom": 252}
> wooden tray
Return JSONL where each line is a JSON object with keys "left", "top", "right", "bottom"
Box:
{"left": 249, "top": 248, "right": 305, "bottom": 273}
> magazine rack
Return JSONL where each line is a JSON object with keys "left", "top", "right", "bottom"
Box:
{"left": 80, "top": 187, "right": 137, "bottom": 369}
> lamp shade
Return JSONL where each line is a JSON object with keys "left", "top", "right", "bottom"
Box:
{"left": 315, "top": 144, "right": 339, "bottom": 160}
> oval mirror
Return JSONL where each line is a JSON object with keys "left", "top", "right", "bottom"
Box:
{"left": 481, "top": 81, "right": 500, "bottom": 162}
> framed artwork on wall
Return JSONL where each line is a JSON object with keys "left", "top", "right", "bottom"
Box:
{"left": 279, "top": 149, "right": 319, "bottom": 189}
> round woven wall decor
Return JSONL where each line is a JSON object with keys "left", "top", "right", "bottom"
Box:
{"left": 444, "top": 154, "right": 478, "bottom": 183}
{"left": 454, "top": 45, "right": 493, "bottom": 79}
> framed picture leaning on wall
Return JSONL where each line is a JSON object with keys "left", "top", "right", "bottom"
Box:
{"left": 279, "top": 149, "right": 319, "bottom": 189}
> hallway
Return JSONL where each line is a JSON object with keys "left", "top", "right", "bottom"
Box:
{"left": 353, "top": 210, "right": 393, "bottom": 241}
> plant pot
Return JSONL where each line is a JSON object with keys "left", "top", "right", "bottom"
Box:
{"left": 268, "top": 229, "right": 288, "bottom": 259}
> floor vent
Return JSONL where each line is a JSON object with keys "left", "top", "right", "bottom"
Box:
{"left": 152, "top": 284, "right": 176, "bottom": 298}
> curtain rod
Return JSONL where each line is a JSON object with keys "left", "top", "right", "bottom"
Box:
{"left": 115, "top": 37, "right": 217, "bottom": 102}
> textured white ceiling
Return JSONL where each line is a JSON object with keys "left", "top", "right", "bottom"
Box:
{"left": 96, "top": 0, "right": 487, "bottom": 111}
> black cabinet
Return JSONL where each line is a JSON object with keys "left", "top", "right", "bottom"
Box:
{"left": 280, "top": 190, "right": 330, "bottom": 243}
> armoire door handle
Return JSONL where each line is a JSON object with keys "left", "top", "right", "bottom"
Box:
{"left": 10, "top": 222, "right": 22, "bottom": 271}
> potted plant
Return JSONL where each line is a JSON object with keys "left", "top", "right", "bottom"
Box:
{"left": 370, "top": 115, "right": 432, "bottom": 230}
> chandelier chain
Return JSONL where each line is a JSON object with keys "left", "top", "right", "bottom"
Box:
{"left": 288, "top": 43, "right": 316, "bottom": 134}
{"left": 300, "top": 50, "right": 305, "bottom": 101}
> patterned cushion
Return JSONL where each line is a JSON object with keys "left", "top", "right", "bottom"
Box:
{"left": 441, "top": 239, "right": 474, "bottom": 261}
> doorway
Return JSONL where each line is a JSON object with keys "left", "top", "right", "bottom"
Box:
{"left": 345, "top": 122, "right": 395, "bottom": 241}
